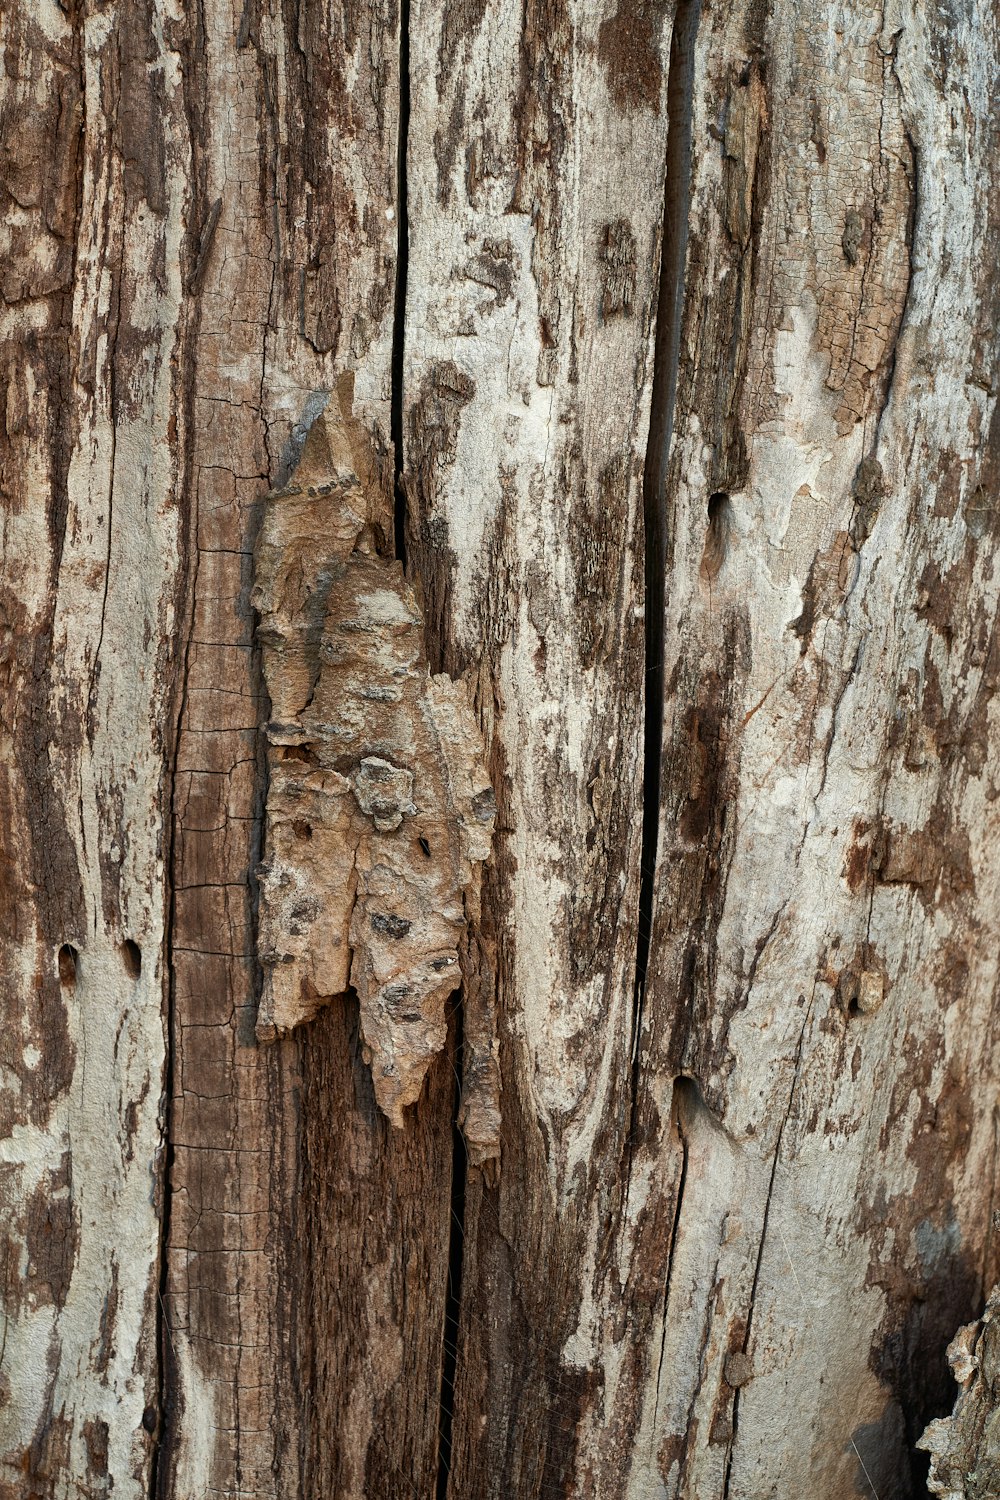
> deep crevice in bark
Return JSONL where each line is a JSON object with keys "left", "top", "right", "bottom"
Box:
{"left": 870, "top": 120, "right": 918, "bottom": 452}
{"left": 152, "top": 527, "right": 198, "bottom": 1500}
{"left": 632, "top": 0, "right": 701, "bottom": 1128}
{"left": 653, "top": 1078, "right": 693, "bottom": 1416}
{"left": 391, "top": 0, "right": 411, "bottom": 570}
{"left": 153, "top": 45, "right": 213, "bottom": 1467}
{"left": 387, "top": 0, "right": 468, "bottom": 1488}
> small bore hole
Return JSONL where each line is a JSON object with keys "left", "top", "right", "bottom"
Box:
{"left": 418, "top": 837, "right": 431, "bottom": 857}
{"left": 121, "top": 940, "right": 142, "bottom": 979}
{"left": 707, "top": 491, "right": 730, "bottom": 523}
{"left": 58, "top": 944, "right": 78, "bottom": 987}
{"left": 292, "top": 819, "right": 313, "bottom": 841}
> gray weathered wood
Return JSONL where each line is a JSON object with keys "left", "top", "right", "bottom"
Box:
{"left": 2, "top": 0, "right": 999, "bottom": 1497}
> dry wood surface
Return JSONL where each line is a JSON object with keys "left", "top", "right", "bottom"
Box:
{"left": 1, "top": 1, "right": 998, "bottom": 1498}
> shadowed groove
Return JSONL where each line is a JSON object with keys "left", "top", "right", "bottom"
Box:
{"left": 631, "top": 0, "right": 702, "bottom": 1125}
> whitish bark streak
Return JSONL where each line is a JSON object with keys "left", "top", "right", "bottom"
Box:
{"left": 719, "top": 985, "right": 815, "bottom": 1500}
{"left": 0, "top": 2, "right": 187, "bottom": 1491}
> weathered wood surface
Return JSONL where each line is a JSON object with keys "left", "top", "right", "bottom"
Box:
{"left": 1, "top": 0, "right": 999, "bottom": 1497}
{"left": 158, "top": 5, "right": 457, "bottom": 1500}
{"left": 0, "top": 4, "right": 183, "bottom": 1492}
{"left": 401, "top": 1, "right": 666, "bottom": 1495}
{"left": 641, "top": 8, "right": 1000, "bottom": 1488}
{"left": 634, "top": 5, "right": 1000, "bottom": 1495}
{"left": 252, "top": 389, "right": 498, "bottom": 1146}
{"left": 404, "top": 0, "right": 1000, "bottom": 1496}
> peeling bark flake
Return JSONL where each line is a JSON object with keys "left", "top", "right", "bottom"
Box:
{"left": 252, "top": 378, "right": 499, "bottom": 1143}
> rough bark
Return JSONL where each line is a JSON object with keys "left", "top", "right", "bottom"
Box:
{"left": 253, "top": 380, "right": 498, "bottom": 1146}
{"left": 1, "top": 1, "right": 998, "bottom": 1498}
{"left": 919, "top": 1284, "right": 1000, "bottom": 1499}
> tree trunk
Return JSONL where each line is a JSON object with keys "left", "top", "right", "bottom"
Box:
{"left": 2, "top": 2, "right": 998, "bottom": 1498}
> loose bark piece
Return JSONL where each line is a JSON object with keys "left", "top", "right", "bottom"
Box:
{"left": 920, "top": 1286, "right": 1000, "bottom": 1499}
{"left": 254, "top": 381, "right": 498, "bottom": 1135}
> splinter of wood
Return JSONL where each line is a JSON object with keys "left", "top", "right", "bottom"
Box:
{"left": 252, "top": 378, "right": 499, "bottom": 1141}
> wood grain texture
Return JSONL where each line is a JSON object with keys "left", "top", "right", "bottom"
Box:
{"left": 2, "top": 0, "right": 450, "bottom": 1496}
{"left": 1, "top": 0, "right": 999, "bottom": 1496}
{"left": 160, "top": 2, "right": 453, "bottom": 1497}
{"left": 0, "top": 3, "right": 185, "bottom": 1492}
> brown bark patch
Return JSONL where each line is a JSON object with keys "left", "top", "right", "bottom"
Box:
{"left": 791, "top": 530, "right": 853, "bottom": 649}
{"left": 253, "top": 385, "right": 498, "bottom": 1148}
{"left": 406, "top": 361, "right": 476, "bottom": 665}
{"left": 843, "top": 819, "right": 873, "bottom": 892}
{"left": 680, "top": 670, "right": 734, "bottom": 846}
{"left": 83, "top": 1418, "right": 110, "bottom": 1479}
{"left": 599, "top": 219, "right": 637, "bottom": 318}
{"left": 22, "top": 1155, "right": 78, "bottom": 1312}
{"left": 570, "top": 451, "right": 632, "bottom": 668}
{"left": 597, "top": 0, "right": 664, "bottom": 114}
{"left": 463, "top": 238, "right": 516, "bottom": 307}
{"left": 879, "top": 815, "right": 974, "bottom": 905}
{"left": 916, "top": 559, "right": 962, "bottom": 643}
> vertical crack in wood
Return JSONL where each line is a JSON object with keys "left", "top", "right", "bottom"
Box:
{"left": 152, "top": 479, "right": 193, "bottom": 1499}
{"left": 152, "top": 176, "right": 207, "bottom": 1500}
{"left": 391, "top": 0, "right": 411, "bottom": 568}
{"left": 849, "top": 66, "right": 918, "bottom": 557}
{"left": 388, "top": 0, "right": 475, "bottom": 1476}
{"left": 870, "top": 121, "right": 917, "bottom": 448}
{"left": 632, "top": 0, "right": 702, "bottom": 1135}
{"left": 152, "top": 647, "right": 189, "bottom": 1500}
{"left": 720, "top": 989, "right": 815, "bottom": 1500}
{"left": 652, "top": 1079, "right": 694, "bottom": 1431}
{"left": 386, "top": 0, "right": 471, "bottom": 1480}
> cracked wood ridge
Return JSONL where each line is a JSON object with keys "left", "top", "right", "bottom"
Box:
{"left": 1, "top": 0, "right": 1000, "bottom": 1498}
{"left": 253, "top": 377, "right": 499, "bottom": 1150}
